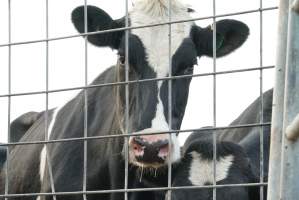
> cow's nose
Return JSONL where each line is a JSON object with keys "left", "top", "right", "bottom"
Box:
{"left": 130, "top": 136, "right": 169, "bottom": 164}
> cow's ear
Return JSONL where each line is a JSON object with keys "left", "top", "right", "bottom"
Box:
{"left": 71, "top": 5, "right": 124, "bottom": 49}
{"left": 191, "top": 19, "right": 249, "bottom": 57}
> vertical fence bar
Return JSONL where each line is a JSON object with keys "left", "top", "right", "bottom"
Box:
{"left": 4, "top": 1, "right": 11, "bottom": 200}
{"left": 279, "top": 0, "right": 299, "bottom": 198}
{"left": 167, "top": 0, "right": 173, "bottom": 199}
{"left": 44, "top": 0, "right": 57, "bottom": 199}
{"left": 266, "top": 0, "right": 289, "bottom": 199}
{"left": 83, "top": 0, "right": 88, "bottom": 200}
{"left": 212, "top": 0, "right": 217, "bottom": 199}
{"left": 124, "top": 0, "right": 130, "bottom": 199}
{"left": 258, "top": 0, "right": 264, "bottom": 199}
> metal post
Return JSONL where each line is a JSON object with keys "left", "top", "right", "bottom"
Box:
{"left": 124, "top": 0, "right": 130, "bottom": 199}
{"left": 83, "top": 1, "right": 88, "bottom": 200}
{"left": 279, "top": 0, "right": 299, "bottom": 198}
{"left": 4, "top": 1, "right": 11, "bottom": 200}
{"left": 44, "top": 0, "right": 57, "bottom": 199}
{"left": 259, "top": 0, "right": 265, "bottom": 199}
{"left": 167, "top": 1, "right": 173, "bottom": 200}
{"left": 212, "top": 0, "right": 217, "bottom": 199}
{"left": 267, "top": 0, "right": 289, "bottom": 199}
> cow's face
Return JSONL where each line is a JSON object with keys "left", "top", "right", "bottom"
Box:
{"left": 71, "top": 0, "right": 249, "bottom": 169}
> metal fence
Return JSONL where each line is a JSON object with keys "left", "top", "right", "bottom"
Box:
{"left": 268, "top": 0, "right": 299, "bottom": 199}
{"left": 0, "top": 0, "right": 297, "bottom": 199}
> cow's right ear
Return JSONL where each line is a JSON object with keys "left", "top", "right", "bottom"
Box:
{"left": 71, "top": 5, "right": 124, "bottom": 49}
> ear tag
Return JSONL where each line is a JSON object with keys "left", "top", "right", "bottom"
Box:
{"left": 209, "top": 24, "right": 224, "bottom": 50}
{"left": 216, "top": 34, "right": 224, "bottom": 50}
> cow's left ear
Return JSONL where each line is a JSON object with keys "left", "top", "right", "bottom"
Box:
{"left": 191, "top": 19, "right": 249, "bottom": 57}
{"left": 72, "top": 5, "right": 124, "bottom": 49}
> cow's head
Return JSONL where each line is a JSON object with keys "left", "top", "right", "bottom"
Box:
{"left": 71, "top": 0, "right": 249, "bottom": 169}
{"left": 170, "top": 139, "right": 259, "bottom": 200}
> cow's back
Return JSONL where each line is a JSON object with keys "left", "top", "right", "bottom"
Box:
{"left": 218, "top": 89, "right": 273, "bottom": 180}
{"left": 0, "top": 113, "right": 49, "bottom": 198}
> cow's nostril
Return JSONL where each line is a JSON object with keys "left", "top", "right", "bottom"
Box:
{"left": 156, "top": 140, "right": 169, "bottom": 149}
{"left": 156, "top": 141, "right": 169, "bottom": 158}
{"left": 132, "top": 137, "right": 146, "bottom": 147}
{"left": 133, "top": 142, "right": 143, "bottom": 152}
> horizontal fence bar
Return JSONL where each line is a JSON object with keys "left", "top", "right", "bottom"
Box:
{"left": 0, "top": 182, "right": 268, "bottom": 198}
{"left": 0, "top": 122, "right": 271, "bottom": 147}
{"left": 0, "top": 7, "right": 277, "bottom": 48}
{"left": 0, "top": 65, "right": 275, "bottom": 98}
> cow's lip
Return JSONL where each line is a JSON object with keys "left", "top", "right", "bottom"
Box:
{"left": 130, "top": 160, "right": 167, "bottom": 169}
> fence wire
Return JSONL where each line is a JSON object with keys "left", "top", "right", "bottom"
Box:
{"left": 0, "top": 0, "right": 281, "bottom": 200}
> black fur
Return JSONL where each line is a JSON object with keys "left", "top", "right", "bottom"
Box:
{"left": 191, "top": 19, "right": 249, "bottom": 57}
{"left": 72, "top": 6, "right": 124, "bottom": 49}
{"left": 171, "top": 137, "right": 258, "bottom": 200}
{"left": 183, "top": 89, "right": 274, "bottom": 200}
{"left": 10, "top": 111, "right": 43, "bottom": 143}
{"left": 0, "top": 112, "right": 43, "bottom": 169}
{"left": 0, "top": 147, "right": 6, "bottom": 170}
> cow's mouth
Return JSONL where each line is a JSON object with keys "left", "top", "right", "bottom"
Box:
{"left": 127, "top": 135, "right": 172, "bottom": 168}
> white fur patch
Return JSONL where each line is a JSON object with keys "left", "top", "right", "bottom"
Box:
{"left": 37, "top": 107, "right": 63, "bottom": 200}
{"left": 131, "top": 0, "right": 193, "bottom": 78}
{"left": 39, "top": 147, "right": 47, "bottom": 182}
{"left": 170, "top": 131, "right": 181, "bottom": 162}
{"left": 151, "top": 82, "right": 169, "bottom": 130}
{"left": 130, "top": 0, "right": 192, "bottom": 163}
{"left": 39, "top": 108, "right": 60, "bottom": 183}
{"left": 47, "top": 108, "right": 60, "bottom": 140}
{"left": 188, "top": 152, "right": 234, "bottom": 186}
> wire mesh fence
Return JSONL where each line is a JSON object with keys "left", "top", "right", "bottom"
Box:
{"left": 0, "top": 0, "right": 296, "bottom": 200}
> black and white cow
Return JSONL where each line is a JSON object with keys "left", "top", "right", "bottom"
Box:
{"left": 172, "top": 89, "right": 273, "bottom": 200}
{"left": 170, "top": 133, "right": 259, "bottom": 200}
{"left": 0, "top": 1, "right": 249, "bottom": 199}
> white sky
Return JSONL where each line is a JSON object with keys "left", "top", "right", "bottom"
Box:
{"left": 0, "top": 0, "right": 278, "bottom": 143}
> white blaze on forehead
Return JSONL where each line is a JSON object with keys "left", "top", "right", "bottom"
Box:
{"left": 130, "top": 0, "right": 192, "bottom": 136}
{"left": 188, "top": 152, "right": 234, "bottom": 186}
{"left": 131, "top": 0, "right": 193, "bottom": 78}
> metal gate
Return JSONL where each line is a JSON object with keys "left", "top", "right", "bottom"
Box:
{"left": 0, "top": 0, "right": 298, "bottom": 200}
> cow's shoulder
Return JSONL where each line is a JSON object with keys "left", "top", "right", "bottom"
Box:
{"left": 10, "top": 111, "right": 43, "bottom": 143}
